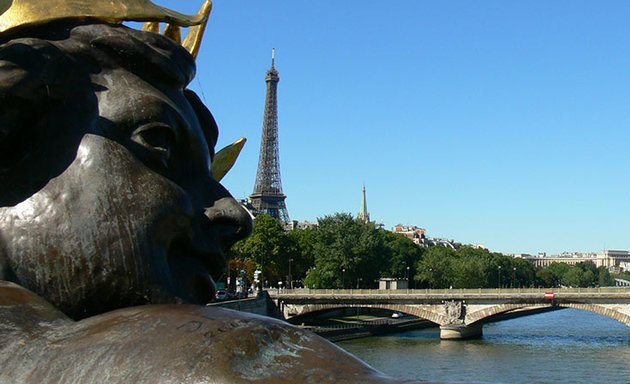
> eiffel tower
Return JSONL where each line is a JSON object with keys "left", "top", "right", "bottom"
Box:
{"left": 249, "top": 49, "right": 290, "bottom": 223}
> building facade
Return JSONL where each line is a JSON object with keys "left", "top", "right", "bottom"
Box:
{"left": 518, "top": 250, "right": 630, "bottom": 271}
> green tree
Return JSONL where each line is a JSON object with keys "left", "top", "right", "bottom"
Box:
{"left": 561, "top": 266, "right": 595, "bottom": 288}
{"left": 309, "top": 213, "right": 388, "bottom": 289}
{"left": 452, "top": 256, "right": 487, "bottom": 288}
{"left": 455, "top": 247, "right": 500, "bottom": 288}
{"left": 536, "top": 268, "right": 555, "bottom": 287}
{"left": 416, "top": 246, "right": 535, "bottom": 289}
{"left": 286, "top": 227, "right": 316, "bottom": 286}
{"left": 379, "top": 230, "right": 424, "bottom": 282}
{"left": 542, "top": 262, "right": 572, "bottom": 287}
{"left": 513, "top": 258, "right": 536, "bottom": 288}
{"left": 537, "top": 262, "right": 602, "bottom": 288}
{"left": 597, "top": 266, "right": 615, "bottom": 287}
{"left": 230, "top": 214, "right": 292, "bottom": 286}
{"left": 303, "top": 266, "right": 331, "bottom": 289}
{"left": 416, "top": 246, "right": 457, "bottom": 288}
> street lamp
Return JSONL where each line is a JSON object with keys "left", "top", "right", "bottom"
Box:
{"left": 288, "top": 258, "right": 294, "bottom": 290}
{"left": 429, "top": 268, "right": 433, "bottom": 290}
{"left": 342, "top": 268, "right": 346, "bottom": 289}
{"left": 259, "top": 254, "right": 265, "bottom": 291}
{"left": 513, "top": 267, "right": 517, "bottom": 289}
{"left": 498, "top": 265, "right": 502, "bottom": 289}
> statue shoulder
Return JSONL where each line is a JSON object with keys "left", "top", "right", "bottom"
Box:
{"left": 70, "top": 305, "right": 398, "bottom": 382}
{"left": 1, "top": 300, "right": 414, "bottom": 383}
{"left": 0, "top": 280, "right": 72, "bottom": 331}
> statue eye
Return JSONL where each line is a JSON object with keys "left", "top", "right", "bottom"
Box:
{"left": 132, "top": 123, "right": 177, "bottom": 166}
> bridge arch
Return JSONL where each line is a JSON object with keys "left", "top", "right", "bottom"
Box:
{"left": 466, "top": 303, "right": 630, "bottom": 327}
{"left": 466, "top": 303, "right": 549, "bottom": 325}
{"left": 560, "top": 303, "right": 630, "bottom": 327}
{"left": 284, "top": 303, "right": 447, "bottom": 325}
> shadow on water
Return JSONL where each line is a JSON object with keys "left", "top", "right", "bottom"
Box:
{"left": 337, "top": 309, "right": 630, "bottom": 384}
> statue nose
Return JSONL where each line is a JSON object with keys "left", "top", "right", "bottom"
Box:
{"left": 203, "top": 196, "right": 253, "bottom": 249}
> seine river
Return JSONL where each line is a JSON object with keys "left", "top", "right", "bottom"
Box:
{"left": 337, "top": 309, "right": 630, "bottom": 383}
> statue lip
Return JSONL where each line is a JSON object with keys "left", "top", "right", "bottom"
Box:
{"left": 167, "top": 237, "right": 226, "bottom": 304}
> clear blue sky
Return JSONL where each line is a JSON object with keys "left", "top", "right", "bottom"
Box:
{"left": 161, "top": 1, "right": 630, "bottom": 256}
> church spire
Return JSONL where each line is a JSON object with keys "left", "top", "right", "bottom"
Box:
{"left": 358, "top": 185, "right": 370, "bottom": 223}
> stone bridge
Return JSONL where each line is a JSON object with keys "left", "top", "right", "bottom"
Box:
{"left": 269, "top": 288, "right": 630, "bottom": 339}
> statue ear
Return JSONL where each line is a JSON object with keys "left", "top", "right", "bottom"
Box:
{"left": 184, "top": 89, "right": 218, "bottom": 151}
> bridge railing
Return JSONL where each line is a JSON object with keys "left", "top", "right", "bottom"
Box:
{"left": 268, "top": 287, "right": 630, "bottom": 297}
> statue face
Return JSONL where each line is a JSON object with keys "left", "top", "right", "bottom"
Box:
{"left": 0, "top": 24, "right": 252, "bottom": 318}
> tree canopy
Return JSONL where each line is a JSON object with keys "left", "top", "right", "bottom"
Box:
{"left": 304, "top": 213, "right": 421, "bottom": 289}
{"left": 229, "top": 214, "right": 295, "bottom": 286}
{"left": 228, "top": 213, "right": 617, "bottom": 291}
{"left": 415, "top": 246, "right": 536, "bottom": 289}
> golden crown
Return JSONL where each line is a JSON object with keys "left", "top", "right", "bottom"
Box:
{"left": 0, "top": 0, "right": 212, "bottom": 58}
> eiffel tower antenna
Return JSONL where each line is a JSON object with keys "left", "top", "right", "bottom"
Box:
{"left": 249, "top": 49, "right": 290, "bottom": 223}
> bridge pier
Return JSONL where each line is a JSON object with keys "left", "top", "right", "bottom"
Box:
{"left": 439, "top": 323, "right": 483, "bottom": 340}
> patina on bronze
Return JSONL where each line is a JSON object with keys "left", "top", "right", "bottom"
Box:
{"left": 0, "top": 2, "right": 420, "bottom": 383}
{"left": 0, "top": 20, "right": 250, "bottom": 317}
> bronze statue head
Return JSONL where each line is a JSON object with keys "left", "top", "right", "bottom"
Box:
{"left": 0, "top": 22, "right": 252, "bottom": 319}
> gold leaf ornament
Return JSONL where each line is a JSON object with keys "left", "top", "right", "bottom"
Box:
{"left": 212, "top": 138, "right": 247, "bottom": 182}
{"left": 0, "top": 0, "right": 212, "bottom": 58}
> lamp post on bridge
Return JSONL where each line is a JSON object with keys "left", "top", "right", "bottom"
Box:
{"left": 259, "top": 254, "right": 265, "bottom": 292}
{"left": 288, "top": 258, "right": 294, "bottom": 290}
{"left": 498, "top": 265, "right": 502, "bottom": 289}
{"left": 342, "top": 268, "right": 346, "bottom": 289}
{"left": 512, "top": 267, "right": 516, "bottom": 289}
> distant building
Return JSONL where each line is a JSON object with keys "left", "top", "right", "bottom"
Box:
{"left": 393, "top": 225, "right": 426, "bottom": 245}
{"left": 391, "top": 225, "right": 462, "bottom": 249}
{"left": 378, "top": 278, "right": 409, "bottom": 290}
{"left": 596, "top": 250, "right": 630, "bottom": 269}
{"left": 519, "top": 250, "right": 630, "bottom": 271}
{"left": 423, "top": 238, "right": 458, "bottom": 249}
{"left": 284, "top": 220, "right": 318, "bottom": 231}
{"left": 522, "top": 254, "right": 596, "bottom": 268}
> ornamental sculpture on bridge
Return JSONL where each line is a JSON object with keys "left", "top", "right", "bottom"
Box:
{"left": 0, "top": 1, "right": 419, "bottom": 382}
{"left": 444, "top": 300, "right": 465, "bottom": 325}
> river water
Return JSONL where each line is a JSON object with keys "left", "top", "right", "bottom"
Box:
{"left": 337, "top": 309, "right": 630, "bottom": 383}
